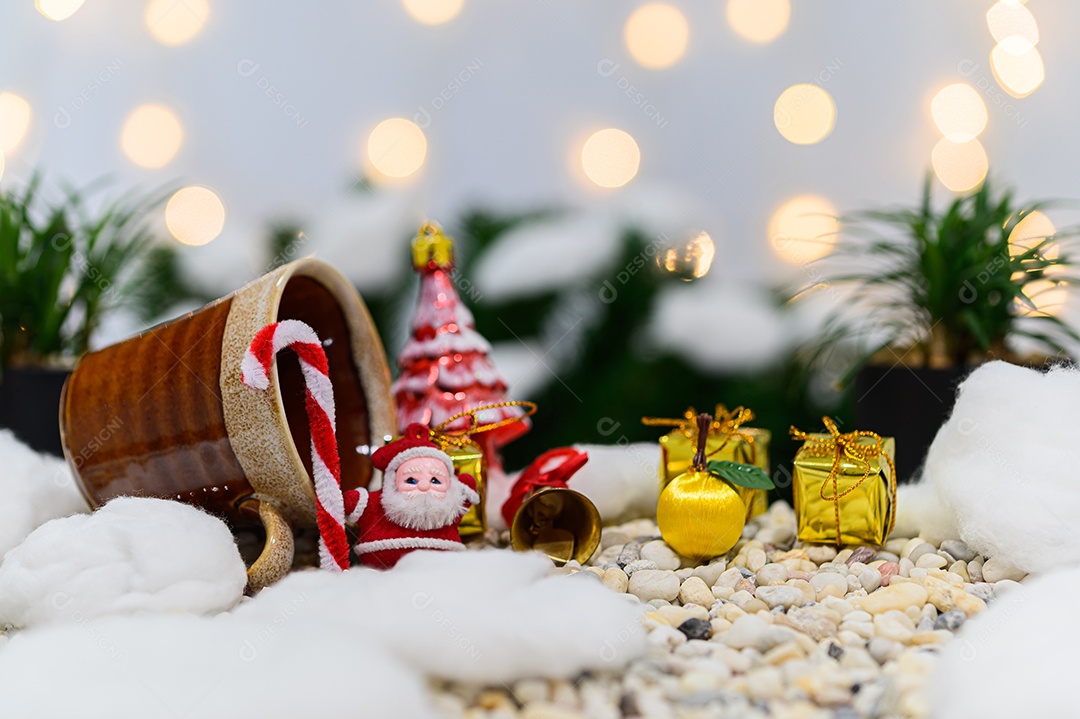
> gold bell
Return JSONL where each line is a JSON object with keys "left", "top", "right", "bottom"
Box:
{"left": 509, "top": 486, "right": 601, "bottom": 566}
{"left": 503, "top": 448, "right": 601, "bottom": 566}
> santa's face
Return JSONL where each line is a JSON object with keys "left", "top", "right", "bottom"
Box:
{"left": 395, "top": 456, "right": 450, "bottom": 496}
{"left": 382, "top": 454, "right": 468, "bottom": 531}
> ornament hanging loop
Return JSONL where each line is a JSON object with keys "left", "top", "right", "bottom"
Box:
{"left": 430, "top": 400, "right": 538, "bottom": 449}
{"left": 643, "top": 404, "right": 758, "bottom": 465}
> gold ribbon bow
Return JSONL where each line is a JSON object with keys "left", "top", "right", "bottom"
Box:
{"left": 789, "top": 417, "right": 897, "bottom": 547}
{"left": 430, "top": 401, "right": 538, "bottom": 450}
{"left": 642, "top": 404, "right": 758, "bottom": 465}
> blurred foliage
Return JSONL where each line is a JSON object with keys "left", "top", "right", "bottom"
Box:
{"left": 0, "top": 174, "right": 164, "bottom": 367}
{"left": 359, "top": 208, "right": 847, "bottom": 501}
{"left": 801, "top": 175, "right": 1080, "bottom": 381}
{"left": 126, "top": 244, "right": 216, "bottom": 324}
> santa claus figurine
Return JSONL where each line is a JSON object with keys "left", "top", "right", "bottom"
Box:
{"left": 344, "top": 423, "right": 479, "bottom": 569}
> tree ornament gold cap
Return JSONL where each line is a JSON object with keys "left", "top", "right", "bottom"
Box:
{"left": 412, "top": 221, "right": 455, "bottom": 272}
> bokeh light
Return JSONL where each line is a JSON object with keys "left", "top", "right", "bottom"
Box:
{"left": 145, "top": 0, "right": 210, "bottom": 46}
{"left": 580, "top": 128, "right": 640, "bottom": 189}
{"left": 773, "top": 84, "right": 836, "bottom": 145}
{"left": 402, "top": 0, "right": 464, "bottom": 25}
{"left": 165, "top": 185, "right": 225, "bottom": 246}
{"left": 768, "top": 195, "right": 839, "bottom": 264}
{"left": 0, "top": 93, "right": 32, "bottom": 155}
{"left": 1009, "top": 210, "right": 1056, "bottom": 250}
{"left": 120, "top": 103, "right": 183, "bottom": 169}
{"left": 986, "top": 1, "right": 1038, "bottom": 45}
{"left": 35, "top": 0, "right": 85, "bottom": 21}
{"left": 658, "top": 231, "right": 715, "bottom": 281}
{"left": 931, "top": 137, "right": 988, "bottom": 192}
{"left": 991, "top": 37, "right": 1045, "bottom": 98}
{"left": 624, "top": 3, "right": 689, "bottom": 70}
{"left": 1016, "top": 278, "right": 1069, "bottom": 317}
{"left": 0, "top": 153, "right": 5, "bottom": 183}
{"left": 726, "top": 0, "right": 790, "bottom": 44}
{"left": 930, "top": 83, "right": 988, "bottom": 142}
{"left": 1009, "top": 210, "right": 1061, "bottom": 277}
{"left": 366, "top": 118, "right": 428, "bottom": 179}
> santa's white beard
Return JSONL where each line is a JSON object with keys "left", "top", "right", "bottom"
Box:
{"left": 381, "top": 481, "right": 469, "bottom": 531}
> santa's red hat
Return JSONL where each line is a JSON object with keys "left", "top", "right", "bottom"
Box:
{"left": 373, "top": 423, "right": 479, "bottom": 504}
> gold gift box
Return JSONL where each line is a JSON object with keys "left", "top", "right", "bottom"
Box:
{"left": 792, "top": 431, "right": 896, "bottom": 547}
{"left": 448, "top": 440, "right": 486, "bottom": 538}
{"left": 653, "top": 410, "right": 771, "bottom": 523}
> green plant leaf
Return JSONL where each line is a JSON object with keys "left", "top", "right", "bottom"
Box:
{"left": 707, "top": 460, "right": 775, "bottom": 490}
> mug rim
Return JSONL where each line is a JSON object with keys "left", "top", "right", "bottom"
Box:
{"left": 220, "top": 257, "right": 395, "bottom": 527}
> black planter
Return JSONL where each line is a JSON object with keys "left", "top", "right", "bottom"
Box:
{"left": 0, "top": 366, "right": 71, "bottom": 456}
{"left": 853, "top": 364, "right": 969, "bottom": 483}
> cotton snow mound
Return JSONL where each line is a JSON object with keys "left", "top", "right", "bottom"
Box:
{"left": 919, "top": 361, "right": 1080, "bottom": 574}
{"left": 473, "top": 213, "right": 622, "bottom": 302}
{"left": 0, "top": 613, "right": 434, "bottom": 719}
{"left": 569, "top": 443, "right": 660, "bottom": 524}
{"left": 0, "top": 550, "right": 644, "bottom": 718}
{"left": 608, "top": 181, "right": 707, "bottom": 241}
{"left": 0, "top": 497, "right": 246, "bottom": 628}
{"left": 647, "top": 282, "right": 787, "bottom": 371}
{"left": 929, "top": 567, "right": 1074, "bottom": 718}
{"left": 0, "top": 430, "right": 88, "bottom": 561}
{"left": 892, "top": 481, "right": 958, "bottom": 546}
{"left": 305, "top": 188, "right": 422, "bottom": 293}
{"left": 240, "top": 550, "right": 646, "bottom": 683}
{"left": 488, "top": 339, "right": 553, "bottom": 401}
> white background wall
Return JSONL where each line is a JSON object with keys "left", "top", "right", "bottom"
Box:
{"left": 1, "top": 1, "right": 1077, "bottom": 299}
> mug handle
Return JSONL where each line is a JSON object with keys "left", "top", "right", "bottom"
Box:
{"left": 239, "top": 498, "right": 295, "bottom": 591}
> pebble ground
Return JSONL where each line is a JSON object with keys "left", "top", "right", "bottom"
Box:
{"left": 433, "top": 502, "right": 1024, "bottom": 719}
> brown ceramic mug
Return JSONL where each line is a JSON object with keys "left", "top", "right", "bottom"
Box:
{"left": 60, "top": 258, "right": 395, "bottom": 589}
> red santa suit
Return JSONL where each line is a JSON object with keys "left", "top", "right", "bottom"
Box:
{"left": 344, "top": 424, "right": 479, "bottom": 570}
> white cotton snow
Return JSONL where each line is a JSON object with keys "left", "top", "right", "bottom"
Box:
{"left": 241, "top": 550, "right": 646, "bottom": 683}
{"left": 568, "top": 443, "right": 660, "bottom": 524}
{"left": 0, "top": 550, "right": 645, "bottom": 718}
{"left": 929, "top": 566, "right": 1079, "bottom": 719}
{"left": 305, "top": 186, "right": 422, "bottom": 293}
{"left": 0, "top": 497, "right": 247, "bottom": 628}
{"left": 646, "top": 281, "right": 788, "bottom": 372}
{"left": 913, "top": 361, "right": 1080, "bottom": 575}
{"left": 0, "top": 430, "right": 88, "bottom": 560}
{"left": 892, "top": 480, "right": 958, "bottom": 546}
{"left": 473, "top": 213, "right": 622, "bottom": 302}
{"left": 0, "top": 613, "right": 435, "bottom": 719}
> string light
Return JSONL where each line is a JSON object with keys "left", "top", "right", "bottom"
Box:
{"left": 145, "top": 0, "right": 210, "bottom": 46}
{"left": 768, "top": 195, "right": 839, "bottom": 264}
{"left": 931, "top": 138, "right": 988, "bottom": 192}
{"left": 930, "top": 83, "right": 987, "bottom": 142}
{"left": 774, "top": 84, "right": 835, "bottom": 145}
{"left": 366, "top": 118, "right": 428, "bottom": 179}
{"left": 624, "top": 3, "right": 689, "bottom": 69}
{"left": 402, "top": 0, "right": 464, "bottom": 25}
{"left": 0, "top": 93, "right": 31, "bottom": 154}
{"left": 35, "top": 0, "right": 85, "bottom": 21}
{"left": 166, "top": 186, "right": 226, "bottom": 246}
{"left": 727, "top": 0, "right": 790, "bottom": 44}
{"left": 580, "top": 128, "right": 640, "bottom": 189}
{"left": 120, "top": 103, "right": 183, "bottom": 169}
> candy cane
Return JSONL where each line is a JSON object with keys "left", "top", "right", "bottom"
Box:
{"left": 241, "top": 320, "right": 350, "bottom": 572}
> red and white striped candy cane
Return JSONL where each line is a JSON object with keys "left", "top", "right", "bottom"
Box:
{"left": 241, "top": 319, "right": 350, "bottom": 572}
